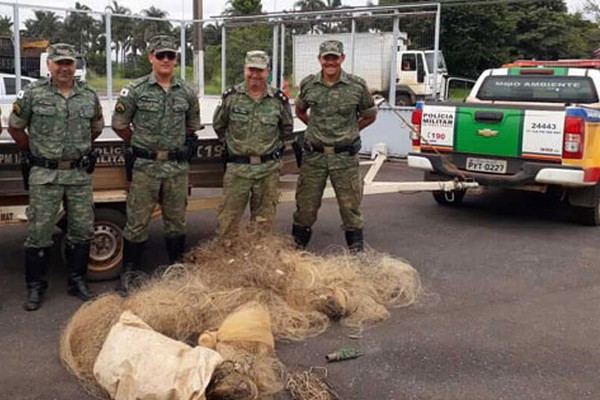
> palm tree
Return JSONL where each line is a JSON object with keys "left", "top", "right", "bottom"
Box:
{"left": 294, "top": 0, "right": 326, "bottom": 11}
{"left": 23, "top": 11, "right": 63, "bottom": 42}
{"left": 0, "top": 16, "right": 13, "bottom": 37}
{"left": 294, "top": 0, "right": 326, "bottom": 33}
{"left": 225, "top": 0, "right": 263, "bottom": 15}
{"left": 142, "top": 7, "right": 172, "bottom": 42}
{"left": 108, "top": 0, "right": 131, "bottom": 67}
{"left": 61, "top": 3, "right": 100, "bottom": 53}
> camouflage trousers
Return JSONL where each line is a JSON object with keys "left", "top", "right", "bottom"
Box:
{"left": 123, "top": 169, "right": 188, "bottom": 243}
{"left": 217, "top": 167, "right": 280, "bottom": 238}
{"left": 293, "top": 151, "right": 363, "bottom": 231}
{"left": 25, "top": 183, "right": 94, "bottom": 248}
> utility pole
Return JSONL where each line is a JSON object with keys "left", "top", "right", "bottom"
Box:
{"left": 193, "top": 0, "right": 204, "bottom": 96}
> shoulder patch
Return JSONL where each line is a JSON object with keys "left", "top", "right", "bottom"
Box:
{"left": 115, "top": 101, "right": 126, "bottom": 113}
{"left": 120, "top": 88, "right": 129, "bottom": 97}
{"left": 16, "top": 90, "right": 24, "bottom": 99}
{"left": 12, "top": 103, "right": 21, "bottom": 116}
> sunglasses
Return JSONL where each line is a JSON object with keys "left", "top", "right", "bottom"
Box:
{"left": 154, "top": 51, "right": 177, "bottom": 61}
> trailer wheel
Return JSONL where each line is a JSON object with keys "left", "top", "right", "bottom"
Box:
{"left": 432, "top": 190, "right": 466, "bottom": 206}
{"left": 88, "top": 208, "right": 126, "bottom": 281}
{"left": 60, "top": 208, "right": 126, "bottom": 281}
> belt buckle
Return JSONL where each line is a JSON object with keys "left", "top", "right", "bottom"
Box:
{"left": 323, "top": 146, "right": 335, "bottom": 155}
{"left": 156, "top": 150, "right": 169, "bottom": 161}
{"left": 57, "top": 160, "right": 72, "bottom": 170}
{"left": 250, "top": 155, "right": 261, "bottom": 165}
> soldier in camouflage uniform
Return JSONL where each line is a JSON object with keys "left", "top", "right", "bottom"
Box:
{"left": 8, "top": 43, "right": 104, "bottom": 311}
{"left": 112, "top": 35, "right": 201, "bottom": 291}
{"left": 213, "top": 50, "right": 293, "bottom": 238}
{"left": 292, "top": 40, "right": 377, "bottom": 252}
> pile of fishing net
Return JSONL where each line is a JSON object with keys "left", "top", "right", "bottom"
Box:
{"left": 60, "top": 232, "right": 421, "bottom": 399}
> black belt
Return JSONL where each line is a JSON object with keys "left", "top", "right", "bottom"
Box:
{"left": 304, "top": 139, "right": 361, "bottom": 155}
{"left": 29, "top": 155, "right": 84, "bottom": 170}
{"left": 227, "top": 150, "right": 281, "bottom": 165}
{"left": 132, "top": 146, "right": 180, "bottom": 161}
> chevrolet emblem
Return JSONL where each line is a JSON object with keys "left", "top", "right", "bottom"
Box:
{"left": 477, "top": 129, "right": 498, "bottom": 138}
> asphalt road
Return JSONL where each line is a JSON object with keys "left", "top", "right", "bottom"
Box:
{"left": 2, "top": 161, "right": 600, "bottom": 400}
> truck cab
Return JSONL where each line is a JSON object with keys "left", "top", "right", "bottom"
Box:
{"left": 397, "top": 50, "right": 448, "bottom": 105}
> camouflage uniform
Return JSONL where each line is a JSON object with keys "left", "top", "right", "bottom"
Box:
{"left": 213, "top": 51, "right": 293, "bottom": 237}
{"left": 112, "top": 35, "right": 201, "bottom": 273}
{"left": 292, "top": 40, "right": 377, "bottom": 250}
{"left": 8, "top": 43, "right": 104, "bottom": 310}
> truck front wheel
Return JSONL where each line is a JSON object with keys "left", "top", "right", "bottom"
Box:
{"left": 395, "top": 94, "right": 412, "bottom": 107}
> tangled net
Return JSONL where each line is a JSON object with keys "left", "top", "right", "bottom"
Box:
{"left": 60, "top": 232, "right": 421, "bottom": 399}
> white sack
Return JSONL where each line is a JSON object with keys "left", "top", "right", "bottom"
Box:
{"left": 93, "top": 311, "right": 223, "bottom": 400}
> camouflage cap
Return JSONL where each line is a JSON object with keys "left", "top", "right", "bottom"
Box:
{"left": 245, "top": 50, "right": 270, "bottom": 69}
{"left": 47, "top": 43, "right": 77, "bottom": 62}
{"left": 319, "top": 40, "right": 343, "bottom": 57}
{"left": 148, "top": 35, "right": 178, "bottom": 53}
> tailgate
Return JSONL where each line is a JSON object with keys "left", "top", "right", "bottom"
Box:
{"left": 420, "top": 104, "right": 565, "bottom": 159}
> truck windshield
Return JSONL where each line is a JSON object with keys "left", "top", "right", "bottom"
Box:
{"left": 76, "top": 57, "right": 85, "bottom": 69}
{"left": 477, "top": 75, "right": 598, "bottom": 103}
{"left": 425, "top": 52, "right": 447, "bottom": 73}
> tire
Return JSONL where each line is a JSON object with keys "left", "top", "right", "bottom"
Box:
{"left": 572, "top": 203, "right": 600, "bottom": 226}
{"left": 60, "top": 207, "right": 125, "bottom": 281}
{"left": 61, "top": 207, "right": 126, "bottom": 281}
{"left": 432, "top": 189, "right": 466, "bottom": 206}
{"left": 395, "top": 94, "right": 412, "bottom": 107}
{"left": 568, "top": 184, "right": 600, "bottom": 226}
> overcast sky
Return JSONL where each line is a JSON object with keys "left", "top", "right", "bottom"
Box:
{"left": 2, "top": 0, "right": 588, "bottom": 21}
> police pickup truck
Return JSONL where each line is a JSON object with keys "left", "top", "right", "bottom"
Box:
{"left": 408, "top": 60, "right": 600, "bottom": 225}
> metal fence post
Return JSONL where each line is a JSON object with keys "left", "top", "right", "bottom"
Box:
{"left": 13, "top": 3, "right": 21, "bottom": 92}
{"left": 221, "top": 24, "right": 226, "bottom": 93}
{"left": 432, "top": 2, "right": 441, "bottom": 100}
{"left": 389, "top": 16, "right": 399, "bottom": 106}
{"left": 280, "top": 23, "right": 285, "bottom": 91}
{"left": 105, "top": 8, "right": 112, "bottom": 101}
{"left": 180, "top": 20, "right": 186, "bottom": 81}
{"left": 350, "top": 18, "right": 356, "bottom": 75}
{"left": 272, "top": 24, "right": 279, "bottom": 88}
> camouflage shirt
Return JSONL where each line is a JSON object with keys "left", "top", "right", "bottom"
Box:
{"left": 8, "top": 78, "right": 104, "bottom": 185}
{"left": 213, "top": 82, "right": 293, "bottom": 178}
{"left": 112, "top": 73, "right": 201, "bottom": 179}
{"left": 296, "top": 70, "right": 377, "bottom": 146}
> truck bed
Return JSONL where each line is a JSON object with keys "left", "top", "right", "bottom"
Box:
{"left": 0, "top": 130, "right": 299, "bottom": 207}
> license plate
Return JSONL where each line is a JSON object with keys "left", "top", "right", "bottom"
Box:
{"left": 465, "top": 157, "right": 507, "bottom": 174}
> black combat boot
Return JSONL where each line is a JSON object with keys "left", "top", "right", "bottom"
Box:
{"left": 24, "top": 247, "right": 50, "bottom": 311}
{"left": 345, "top": 229, "right": 364, "bottom": 253}
{"left": 66, "top": 242, "right": 97, "bottom": 301}
{"left": 165, "top": 235, "right": 186, "bottom": 264}
{"left": 292, "top": 224, "right": 312, "bottom": 250}
{"left": 117, "top": 239, "right": 146, "bottom": 294}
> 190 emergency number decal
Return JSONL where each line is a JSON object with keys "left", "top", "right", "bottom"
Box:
{"left": 420, "top": 105, "right": 456, "bottom": 147}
